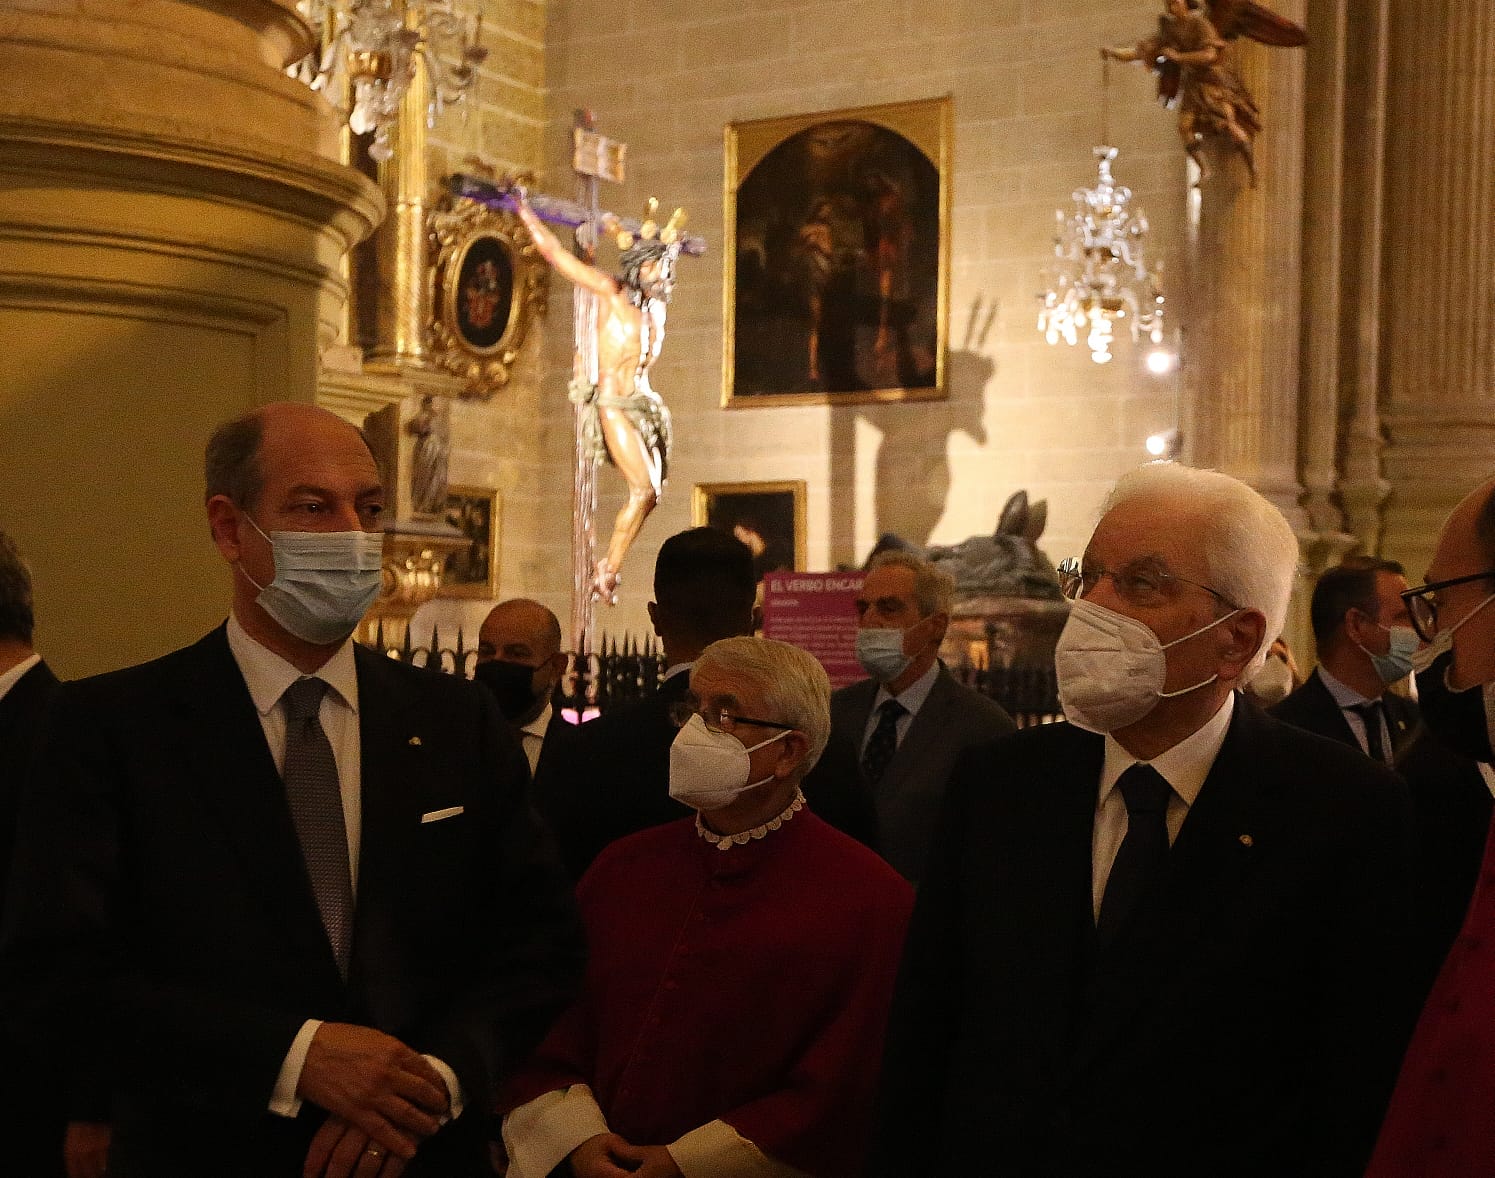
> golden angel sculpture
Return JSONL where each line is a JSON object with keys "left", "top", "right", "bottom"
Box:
{"left": 1103, "top": 0, "right": 1306, "bottom": 185}
{"left": 512, "top": 190, "right": 682, "bottom": 603}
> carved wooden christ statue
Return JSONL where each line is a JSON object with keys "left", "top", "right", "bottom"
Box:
{"left": 511, "top": 190, "right": 684, "bottom": 603}
{"left": 1103, "top": 0, "right": 1306, "bottom": 185}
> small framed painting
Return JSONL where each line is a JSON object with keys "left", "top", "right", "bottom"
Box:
{"left": 692, "top": 480, "right": 807, "bottom": 582}
{"left": 438, "top": 485, "right": 501, "bottom": 599}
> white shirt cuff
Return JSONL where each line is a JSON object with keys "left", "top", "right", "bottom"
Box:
{"left": 668, "top": 1119, "right": 809, "bottom": 1178}
{"left": 502, "top": 1084, "right": 609, "bottom": 1178}
{"left": 421, "top": 1054, "right": 464, "bottom": 1122}
{"left": 268, "top": 1019, "right": 322, "bottom": 1117}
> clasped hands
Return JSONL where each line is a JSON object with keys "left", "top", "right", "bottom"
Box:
{"left": 570, "top": 1132, "right": 682, "bottom": 1178}
{"left": 298, "top": 1022, "right": 451, "bottom": 1178}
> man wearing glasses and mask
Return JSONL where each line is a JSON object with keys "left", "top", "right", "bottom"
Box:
{"left": 500, "top": 637, "right": 912, "bottom": 1178}
{"left": 877, "top": 462, "right": 1415, "bottom": 1177}
{"left": 1367, "top": 474, "right": 1495, "bottom": 1175}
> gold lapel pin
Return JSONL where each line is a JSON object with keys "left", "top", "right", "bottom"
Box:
{"left": 1238, "top": 834, "right": 1254, "bottom": 848}
{"left": 408, "top": 736, "right": 423, "bottom": 747}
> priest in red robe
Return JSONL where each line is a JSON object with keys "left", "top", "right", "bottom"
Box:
{"left": 499, "top": 636, "right": 913, "bottom": 1178}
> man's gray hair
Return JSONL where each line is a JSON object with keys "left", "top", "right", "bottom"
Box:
{"left": 1102, "top": 462, "right": 1299, "bottom": 672}
{"left": 0, "top": 528, "right": 35, "bottom": 645}
{"left": 204, "top": 409, "right": 266, "bottom": 507}
{"left": 866, "top": 549, "right": 955, "bottom": 618}
{"left": 695, "top": 636, "right": 831, "bottom": 773}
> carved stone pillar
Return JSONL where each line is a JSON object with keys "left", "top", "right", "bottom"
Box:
{"left": 1183, "top": 2, "right": 1314, "bottom": 649}
{"left": 0, "top": 0, "right": 382, "bottom": 676}
{"left": 1379, "top": 1, "right": 1495, "bottom": 580}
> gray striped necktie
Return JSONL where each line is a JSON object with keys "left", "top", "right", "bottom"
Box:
{"left": 281, "top": 677, "right": 354, "bottom": 976}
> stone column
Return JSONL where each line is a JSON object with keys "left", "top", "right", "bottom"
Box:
{"left": 0, "top": 0, "right": 382, "bottom": 676}
{"left": 1183, "top": 1, "right": 1315, "bottom": 651}
{"left": 1379, "top": 1, "right": 1495, "bottom": 580}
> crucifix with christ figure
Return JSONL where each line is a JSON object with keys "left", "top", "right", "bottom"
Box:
{"left": 452, "top": 113, "right": 704, "bottom": 650}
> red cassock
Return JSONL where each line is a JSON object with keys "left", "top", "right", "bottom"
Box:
{"left": 500, "top": 809, "right": 913, "bottom": 1177}
{"left": 1368, "top": 812, "right": 1495, "bottom": 1173}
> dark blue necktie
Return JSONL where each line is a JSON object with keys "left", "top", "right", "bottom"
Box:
{"left": 861, "top": 698, "right": 906, "bottom": 786}
{"left": 1097, "top": 763, "right": 1172, "bottom": 948}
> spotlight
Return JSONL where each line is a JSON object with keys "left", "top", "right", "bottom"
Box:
{"left": 1145, "top": 348, "right": 1176, "bottom": 375}
{"left": 1145, "top": 428, "right": 1181, "bottom": 459}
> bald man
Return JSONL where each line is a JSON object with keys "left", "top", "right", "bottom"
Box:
{"left": 0, "top": 403, "right": 583, "bottom": 1178}
{"left": 475, "top": 599, "right": 568, "bottom": 775}
{"left": 1369, "top": 474, "right": 1495, "bottom": 1175}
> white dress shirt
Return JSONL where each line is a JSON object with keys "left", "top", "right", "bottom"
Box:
{"left": 858, "top": 659, "right": 941, "bottom": 755}
{"left": 520, "top": 701, "right": 552, "bottom": 775}
{"left": 0, "top": 652, "right": 41, "bottom": 703}
{"left": 224, "top": 615, "right": 462, "bottom": 1120}
{"left": 1091, "top": 692, "right": 1235, "bottom": 920}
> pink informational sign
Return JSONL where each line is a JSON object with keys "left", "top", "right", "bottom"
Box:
{"left": 762, "top": 570, "right": 866, "bottom": 689}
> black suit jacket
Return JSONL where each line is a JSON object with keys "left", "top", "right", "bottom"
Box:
{"left": 0, "top": 627, "right": 583, "bottom": 1177}
{"left": 0, "top": 658, "right": 60, "bottom": 914}
{"left": 1269, "top": 667, "right": 1419, "bottom": 763}
{"left": 829, "top": 664, "right": 1016, "bottom": 881}
{"left": 876, "top": 702, "right": 1416, "bottom": 1177}
{"left": 0, "top": 658, "right": 68, "bottom": 1177}
{"left": 534, "top": 669, "right": 878, "bottom": 879}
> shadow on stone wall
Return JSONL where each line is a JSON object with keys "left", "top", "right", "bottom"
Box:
{"left": 861, "top": 297, "right": 997, "bottom": 546}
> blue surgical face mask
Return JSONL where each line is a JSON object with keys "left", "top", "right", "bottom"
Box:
{"left": 1357, "top": 623, "right": 1421, "bottom": 686}
{"left": 239, "top": 516, "right": 384, "bottom": 645}
{"left": 855, "top": 626, "right": 914, "bottom": 683}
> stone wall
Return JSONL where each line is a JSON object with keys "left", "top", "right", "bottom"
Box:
{"left": 535, "top": 0, "right": 1191, "bottom": 640}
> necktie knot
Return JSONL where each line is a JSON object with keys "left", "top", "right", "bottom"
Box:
{"left": 879, "top": 698, "right": 907, "bottom": 722}
{"left": 283, "top": 677, "right": 328, "bottom": 723}
{"left": 1118, "top": 763, "right": 1171, "bottom": 816}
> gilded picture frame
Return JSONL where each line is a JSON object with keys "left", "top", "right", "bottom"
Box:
{"left": 437, "top": 484, "right": 501, "bottom": 600}
{"left": 724, "top": 96, "right": 952, "bottom": 408}
{"left": 692, "top": 480, "right": 808, "bottom": 583}
{"left": 428, "top": 194, "right": 548, "bottom": 399}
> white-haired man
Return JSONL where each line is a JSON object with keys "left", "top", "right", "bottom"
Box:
{"left": 501, "top": 637, "right": 913, "bottom": 1178}
{"left": 831, "top": 550, "right": 1015, "bottom": 881}
{"left": 876, "top": 463, "right": 1415, "bottom": 1177}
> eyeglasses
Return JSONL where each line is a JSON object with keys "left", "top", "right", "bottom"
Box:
{"left": 667, "top": 699, "right": 795, "bottom": 736}
{"left": 1057, "top": 556, "right": 1241, "bottom": 611}
{"left": 1400, "top": 570, "right": 1495, "bottom": 642}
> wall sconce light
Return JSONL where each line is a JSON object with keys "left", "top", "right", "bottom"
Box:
{"left": 1145, "top": 428, "right": 1181, "bottom": 459}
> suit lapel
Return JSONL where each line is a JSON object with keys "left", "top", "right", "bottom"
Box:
{"left": 1074, "top": 702, "right": 1268, "bottom": 1071}
{"left": 348, "top": 648, "right": 428, "bottom": 995}
{"left": 172, "top": 628, "right": 343, "bottom": 989}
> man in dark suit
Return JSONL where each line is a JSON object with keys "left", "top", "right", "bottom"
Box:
{"left": 534, "top": 527, "right": 875, "bottom": 879}
{"left": 0, "top": 403, "right": 583, "bottom": 1178}
{"left": 1269, "top": 557, "right": 1420, "bottom": 765}
{"left": 830, "top": 550, "right": 1014, "bottom": 881}
{"left": 473, "top": 598, "right": 569, "bottom": 777}
{"left": 0, "top": 528, "right": 92, "bottom": 1178}
{"left": 877, "top": 463, "right": 1414, "bottom": 1177}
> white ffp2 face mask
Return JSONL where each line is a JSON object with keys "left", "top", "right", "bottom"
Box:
{"left": 239, "top": 516, "right": 384, "bottom": 645}
{"left": 668, "top": 713, "right": 792, "bottom": 810}
{"left": 1055, "top": 598, "right": 1241, "bottom": 734}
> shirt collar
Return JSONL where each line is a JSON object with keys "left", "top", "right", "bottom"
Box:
{"left": 522, "top": 701, "right": 552, "bottom": 739}
{"left": 226, "top": 613, "right": 359, "bottom": 716}
{"left": 0, "top": 653, "right": 42, "bottom": 703}
{"left": 1099, "top": 690, "right": 1235, "bottom": 811}
{"left": 873, "top": 658, "right": 941, "bottom": 716}
{"left": 1315, "top": 664, "right": 1375, "bottom": 709}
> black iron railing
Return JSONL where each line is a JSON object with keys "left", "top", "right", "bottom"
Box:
{"left": 371, "top": 623, "right": 1062, "bottom": 725}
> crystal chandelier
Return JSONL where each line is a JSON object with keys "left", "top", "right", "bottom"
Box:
{"left": 291, "top": 0, "right": 487, "bottom": 162}
{"left": 1037, "top": 144, "right": 1164, "bottom": 365}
